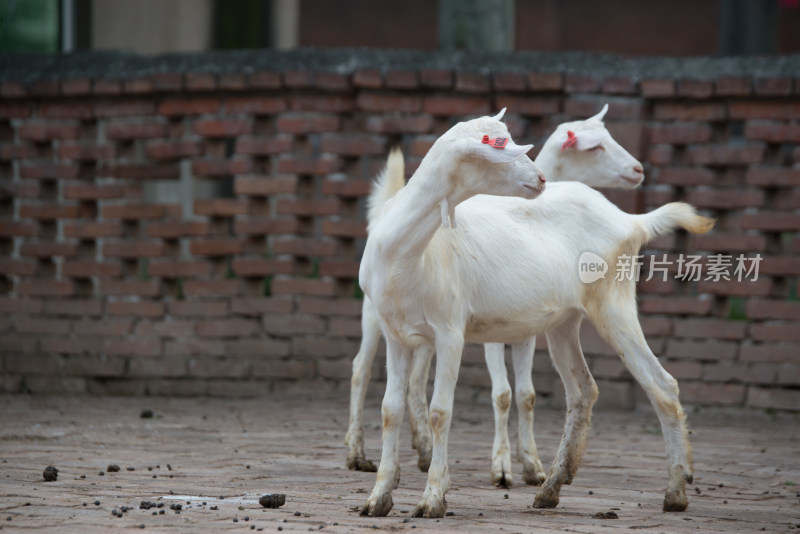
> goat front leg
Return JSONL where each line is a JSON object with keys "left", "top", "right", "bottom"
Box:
{"left": 345, "top": 297, "right": 382, "bottom": 472}
{"left": 534, "top": 313, "right": 598, "bottom": 509}
{"left": 484, "top": 342, "right": 513, "bottom": 488}
{"left": 361, "top": 338, "right": 413, "bottom": 517}
{"left": 407, "top": 346, "right": 434, "bottom": 472}
{"left": 511, "top": 337, "right": 546, "bottom": 486}
{"left": 592, "top": 303, "right": 693, "bottom": 512}
{"left": 413, "top": 331, "right": 464, "bottom": 518}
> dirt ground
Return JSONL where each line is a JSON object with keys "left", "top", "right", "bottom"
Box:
{"left": 0, "top": 393, "right": 798, "bottom": 533}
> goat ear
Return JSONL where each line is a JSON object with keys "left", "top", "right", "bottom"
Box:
{"left": 490, "top": 108, "right": 507, "bottom": 121}
{"left": 588, "top": 103, "right": 609, "bottom": 122}
{"left": 464, "top": 137, "right": 532, "bottom": 163}
{"left": 560, "top": 128, "right": 605, "bottom": 151}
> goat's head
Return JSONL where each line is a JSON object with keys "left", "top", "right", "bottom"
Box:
{"left": 548, "top": 104, "right": 644, "bottom": 188}
{"left": 430, "top": 108, "right": 546, "bottom": 202}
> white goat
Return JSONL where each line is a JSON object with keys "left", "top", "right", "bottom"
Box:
{"left": 359, "top": 111, "right": 713, "bottom": 518}
{"left": 345, "top": 105, "right": 644, "bottom": 489}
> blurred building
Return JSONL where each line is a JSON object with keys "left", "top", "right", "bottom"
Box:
{"left": 2, "top": 0, "right": 800, "bottom": 56}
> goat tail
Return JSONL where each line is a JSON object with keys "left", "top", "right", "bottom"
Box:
{"left": 636, "top": 202, "right": 715, "bottom": 241}
{"left": 367, "top": 147, "right": 405, "bottom": 230}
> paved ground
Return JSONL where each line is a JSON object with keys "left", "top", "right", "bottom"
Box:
{"left": 0, "top": 393, "right": 798, "bottom": 533}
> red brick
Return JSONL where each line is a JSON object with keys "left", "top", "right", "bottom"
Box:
{"left": 20, "top": 241, "right": 78, "bottom": 257}
{"left": 0, "top": 143, "right": 36, "bottom": 160}
{"left": 356, "top": 92, "right": 422, "bottom": 113}
{"left": 262, "top": 314, "right": 326, "bottom": 335}
{"left": 454, "top": 72, "right": 489, "bottom": 93}
{"left": 648, "top": 123, "right": 713, "bottom": 144}
{"left": 231, "top": 297, "right": 293, "bottom": 315}
{"left": 744, "top": 121, "right": 800, "bottom": 143}
{"left": 122, "top": 77, "right": 155, "bottom": 94}
{"left": 665, "top": 339, "right": 738, "bottom": 360}
{"left": 64, "top": 184, "right": 125, "bottom": 200}
{"left": 292, "top": 337, "right": 356, "bottom": 357}
{"left": 271, "top": 278, "right": 337, "bottom": 296}
{"left": 193, "top": 118, "right": 252, "bottom": 137}
{"left": 189, "top": 239, "right": 243, "bottom": 257}
{"left": 352, "top": 69, "right": 383, "bottom": 88}
{"left": 321, "top": 219, "right": 366, "bottom": 238}
{"left": 276, "top": 198, "right": 340, "bottom": 217}
{"left": 602, "top": 76, "right": 638, "bottom": 95}
{"left": 696, "top": 278, "right": 772, "bottom": 297}
{"left": 182, "top": 279, "right": 243, "bottom": 297}
{"left": 15, "top": 317, "right": 70, "bottom": 335}
{"left": 168, "top": 300, "right": 229, "bottom": 317}
{"left": 191, "top": 158, "right": 253, "bottom": 177}
{"left": 662, "top": 359, "right": 704, "bottom": 380}
{"left": 103, "top": 240, "right": 164, "bottom": 258}
{"left": 749, "top": 323, "right": 800, "bottom": 343}
{"left": 0, "top": 334, "right": 40, "bottom": 353}
{"left": 328, "top": 317, "right": 362, "bottom": 338}
{"left": 3, "top": 181, "right": 39, "bottom": 198}
{"left": 680, "top": 382, "right": 746, "bottom": 405}
{"left": 19, "top": 204, "right": 84, "bottom": 219}
{"left": 92, "top": 79, "right": 122, "bottom": 95}
{"left": 489, "top": 71, "right": 525, "bottom": 92}
{"left": 158, "top": 98, "right": 221, "bottom": 116}
{"left": 94, "top": 100, "right": 155, "bottom": 118}
{"left": 99, "top": 279, "right": 161, "bottom": 296}
{"left": 62, "top": 260, "right": 122, "bottom": 278}
{"left": 72, "top": 318, "right": 132, "bottom": 335}
{"left": 234, "top": 176, "right": 297, "bottom": 196}
{"left": 319, "top": 259, "right": 359, "bottom": 277}
{"left": 0, "top": 101, "right": 32, "bottom": 119}
{"left": 0, "top": 258, "right": 36, "bottom": 276}
{"left": 0, "top": 221, "right": 39, "bottom": 238}
{"left": 760, "top": 256, "right": 800, "bottom": 276}
{"left": 17, "top": 280, "right": 74, "bottom": 296}
{"left": 673, "top": 318, "right": 747, "bottom": 340}
{"left": 385, "top": 70, "right": 418, "bottom": 89}
{"left": 135, "top": 319, "right": 194, "bottom": 337}
{"left": 102, "top": 203, "right": 174, "bottom": 219}
{"left": 277, "top": 155, "right": 343, "bottom": 175}
{"left": 146, "top": 140, "right": 203, "bottom": 160}
{"left": 290, "top": 95, "right": 354, "bottom": 112}
{"left": 0, "top": 297, "right": 42, "bottom": 314}
{"left": 146, "top": 221, "right": 209, "bottom": 239}
{"left": 495, "top": 96, "right": 559, "bottom": 117}
{"left": 740, "top": 343, "right": 799, "bottom": 363}
{"left": 196, "top": 318, "right": 260, "bottom": 337}
{"left": 273, "top": 238, "right": 337, "bottom": 256}
{"left": 423, "top": 95, "right": 490, "bottom": 116}
{"left": 40, "top": 101, "right": 93, "bottom": 119}
{"left": 745, "top": 168, "right": 800, "bottom": 187}
{"left": 365, "top": 114, "right": 433, "bottom": 134}
{"left": 219, "top": 72, "right": 247, "bottom": 91}
{"left": 677, "top": 79, "right": 713, "bottom": 99}
{"left": 747, "top": 386, "right": 800, "bottom": 411}
{"left": 729, "top": 101, "right": 800, "bottom": 120}
{"left": 234, "top": 217, "right": 299, "bottom": 235}
{"left": 321, "top": 178, "right": 372, "bottom": 197}
{"left": 106, "top": 163, "right": 180, "bottom": 180}
{"left": 185, "top": 72, "right": 216, "bottom": 91}
{"left": 0, "top": 81, "right": 27, "bottom": 98}
{"left": 103, "top": 337, "right": 161, "bottom": 357}
{"left": 64, "top": 222, "right": 124, "bottom": 239}
{"left": 151, "top": 72, "right": 183, "bottom": 91}
{"left": 226, "top": 96, "right": 287, "bottom": 114}
{"left": 44, "top": 338, "right": 105, "bottom": 357}
{"left": 640, "top": 79, "right": 675, "bottom": 98}
{"left": 276, "top": 113, "right": 341, "bottom": 134}
{"left": 646, "top": 144, "right": 674, "bottom": 165}
{"left": 105, "top": 121, "right": 168, "bottom": 140}
{"left": 688, "top": 145, "right": 765, "bottom": 166}
{"left": 231, "top": 258, "right": 293, "bottom": 277}
{"left": 252, "top": 360, "right": 315, "bottom": 379}
{"left": 564, "top": 75, "right": 600, "bottom": 94}
{"left": 107, "top": 301, "right": 165, "bottom": 317}
{"left": 419, "top": 69, "right": 453, "bottom": 89}
{"left": 714, "top": 77, "right": 752, "bottom": 96}
{"left": 193, "top": 198, "right": 248, "bottom": 216}
{"left": 59, "top": 143, "right": 115, "bottom": 161}
{"left": 19, "top": 164, "right": 80, "bottom": 180}
{"left": 741, "top": 212, "right": 800, "bottom": 231}
{"left": 249, "top": 71, "right": 282, "bottom": 89}
{"left": 44, "top": 299, "right": 103, "bottom": 315}
{"left": 283, "top": 70, "right": 314, "bottom": 88}
{"left": 234, "top": 136, "right": 293, "bottom": 155}
{"left": 746, "top": 300, "right": 800, "bottom": 320}
{"left": 655, "top": 167, "right": 714, "bottom": 186}
{"left": 685, "top": 188, "right": 765, "bottom": 209}
{"left": 755, "top": 77, "right": 792, "bottom": 96}
{"left": 227, "top": 338, "right": 289, "bottom": 357}
{"left": 19, "top": 122, "right": 79, "bottom": 141}
{"left": 654, "top": 102, "right": 726, "bottom": 121}
{"left": 527, "top": 72, "right": 563, "bottom": 91}
{"left": 148, "top": 260, "right": 212, "bottom": 278}
{"left": 692, "top": 233, "right": 767, "bottom": 253}
{"left": 320, "top": 134, "right": 387, "bottom": 156}
{"left": 296, "top": 297, "right": 362, "bottom": 316}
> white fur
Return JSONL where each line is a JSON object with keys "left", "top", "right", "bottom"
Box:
{"left": 358, "top": 110, "right": 712, "bottom": 518}
{"left": 345, "top": 106, "right": 644, "bottom": 484}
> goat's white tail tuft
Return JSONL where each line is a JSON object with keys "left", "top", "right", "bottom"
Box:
{"left": 637, "top": 202, "right": 715, "bottom": 242}
{"left": 367, "top": 148, "right": 406, "bottom": 231}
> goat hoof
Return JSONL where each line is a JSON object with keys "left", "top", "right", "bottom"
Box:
{"left": 491, "top": 470, "right": 513, "bottom": 489}
{"left": 412, "top": 488, "right": 447, "bottom": 518}
{"left": 533, "top": 491, "right": 559, "bottom": 509}
{"left": 522, "top": 462, "right": 546, "bottom": 486}
{"left": 361, "top": 492, "right": 393, "bottom": 517}
{"left": 663, "top": 490, "right": 688, "bottom": 512}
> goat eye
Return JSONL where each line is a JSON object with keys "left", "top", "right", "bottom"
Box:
{"left": 588, "top": 145, "right": 604, "bottom": 151}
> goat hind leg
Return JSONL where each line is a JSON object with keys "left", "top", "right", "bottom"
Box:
{"left": 484, "top": 342, "right": 514, "bottom": 488}
{"left": 511, "top": 338, "right": 546, "bottom": 486}
{"left": 407, "top": 346, "right": 434, "bottom": 472}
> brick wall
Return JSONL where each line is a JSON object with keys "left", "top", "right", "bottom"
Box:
{"left": 0, "top": 50, "right": 798, "bottom": 410}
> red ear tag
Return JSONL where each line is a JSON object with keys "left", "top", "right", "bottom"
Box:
{"left": 482, "top": 135, "right": 508, "bottom": 149}
{"left": 561, "top": 130, "right": 578, "bottom": 151}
